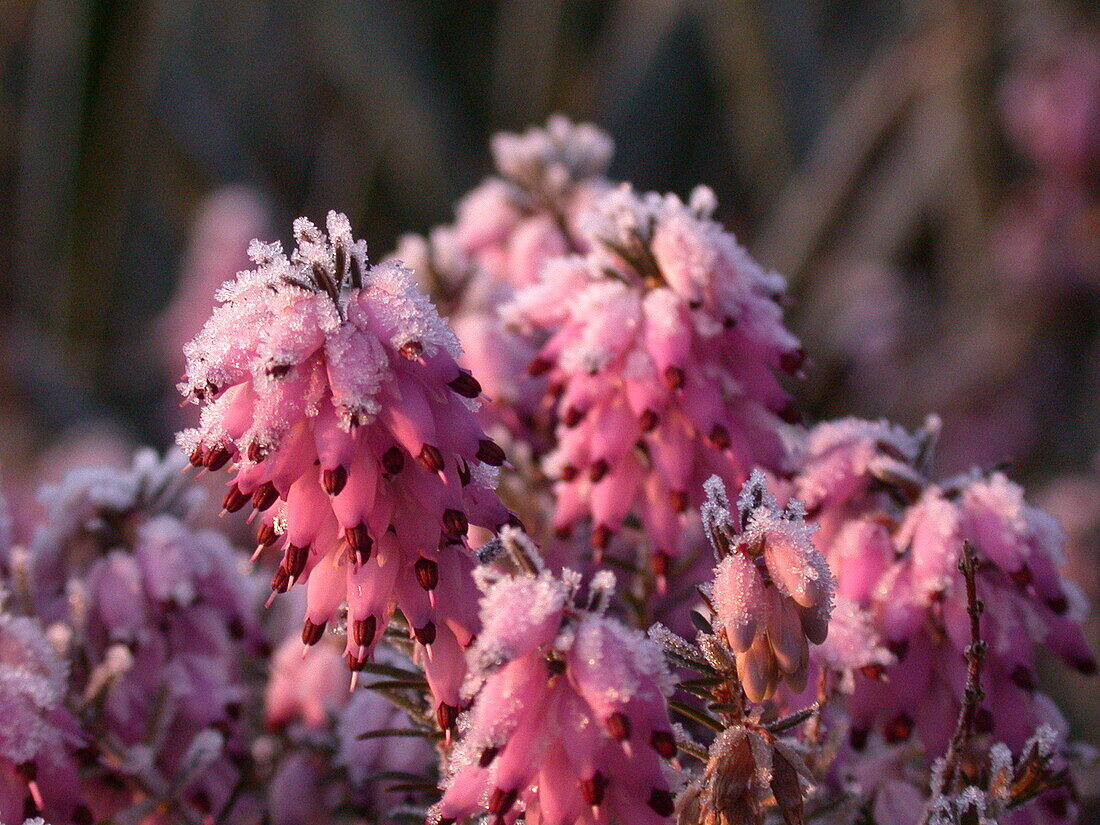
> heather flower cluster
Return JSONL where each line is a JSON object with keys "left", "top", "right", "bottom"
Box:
{"left": 394, "top": 116, "right": 613, "bottom": 447}
{"left": 791, "top": 418, "right": 1091, "bottom": 821}
{"left": 507, "top": 183, "right": 800, "bottom": 576}
{"left": 432, "top": 530, "right": 679, "bottom": 825}
{"left": 179, "top": 212, "right": 515, "bottom": 722}
{"left": 703, "top": 470, "right": 834, "bottom": 701}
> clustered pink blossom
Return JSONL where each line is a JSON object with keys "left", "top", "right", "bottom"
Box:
{"left": 702, "top": 470, "right": 834, "bottom": 701}
{"left": 394, "top": 116, "right": 613, "bottom": 447}
{"left": 432, "top": 538, "right": 679, "bottom": 825}
{"left": 179, "top": 212, "right": 515, "bottom": 725}
{"left": 793, "top": 418, "right": 1090, "bottom": 821}
{"left": 505, "top": 184, "right": 800, "bottom": 577}
{"left": 2, "top": 449, "right": 262, "bottom": 823}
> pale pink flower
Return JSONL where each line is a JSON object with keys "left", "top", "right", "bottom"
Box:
{"left": 179, "top": 213, "right": 514, "bottom": 721}
{"left": 704, "top": 471, "right": 834, "bottom": 701}
{"left": 12, "top": 450, "right": 263, "bottom": 822}
{"left": 432, "top": 545, "right": 678, "bottom": 825}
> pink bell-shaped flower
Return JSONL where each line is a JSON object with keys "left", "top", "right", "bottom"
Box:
{"left": 506, "top": 184, "right": 800, "bottom": 576}
{"left": 179, "top": 213, "right": 515, "bottom": 707}
{"left": 703, "top": 471, "right": 835, "bottom": 702}
{"left": 431, "top": 532, "right": 679, "bottom": 825}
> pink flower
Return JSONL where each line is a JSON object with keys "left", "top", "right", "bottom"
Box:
{"left": 507, "top": 184, "right": 799, "bottom": 576}
{"left": 392, "top": 117, "right": 614, "bottom": 450}
{"left": 793, "top": 418, "right": 1092, "bottom": 822}
{"left": 432, "top": 539, "right": 678, "bottom": 825}
{"left": 849, "top": 474, "right": 1093, "bottom": 756}
{"left": 179, "top": 213, "right": 514, "bottom": 717}
{"left": 704, "top": 471, "right": 834, "bottom": 701}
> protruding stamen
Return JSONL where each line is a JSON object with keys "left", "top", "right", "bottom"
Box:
{"left": 381, "top": 446, "right": 405, "bottom": 475}
{"left": 414, "top": 621, "right": 436, "bottom": 646}
{"left": 251, "top": 481, "right": 279, "bottom": 511}
{"left": 606, "top": 711, "right": 631, "bottom": 741}
{"left": 580, "top": 772, "right": 608, "bottom": 806}
{"left": 479, "top": 746, "right": 499, "bottom": 768}
{"left": 222, "top": 484, "right": 249, "bottom": 514}
{"left": 256, "top": 521, "right": 279, "bottom": 548}
{"left": 780, "top": 346, "right": 805, "bottom": 375}
{"left": 707, "top": 423, "right": 731, "bottom": 450}
{"left": 527, "top": 357, "right": 553, "bottom": 376}
{"left": 441, "top": 509, "right": 469, "bottom": 539}
{"left": 345, "top": 525, "right": 372, "bottom": 563}
{"left": 301, "top": 619, "right": 326, "bottom": 646}
{"left": 592, "top": 524, "right": 611, "bottom": 551}
{"left": 650, "top": 730, "right": 677, "bottom": 758}
{"left": 270, "top": 566, "right": 290, "bottom": 594}
{"left": 419, "top": 444, "right": 445, "bottom": 473}
{"left": 488, "top": 788, "right": 518, "bottom": 817}
{"left": 457, "top": 458, "right": 472, "bottom": 486}
{"left": 436, "top": 701, "right": 460, "bottom": 730}
{"left": 647, "top": 788, "right": 675, "bottom": 817}
{"left": 352, "top": 615, "right": 377, "bottom": 647}
{"left": 563, "top": 406, "right": 585, "bottom": 428}
{"left": 203, "top": 446, "right": 231, "bottom": 471}
{"left": 286, "top": 544, "right": 309, "bottom": 580}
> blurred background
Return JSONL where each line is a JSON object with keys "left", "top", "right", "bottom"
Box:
{"left": 0, "top": 0, "right": 1097, "bottom": 738}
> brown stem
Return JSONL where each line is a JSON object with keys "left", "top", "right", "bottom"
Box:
{"left": 923, "top": 540, "right": 986, "bottom": 819}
